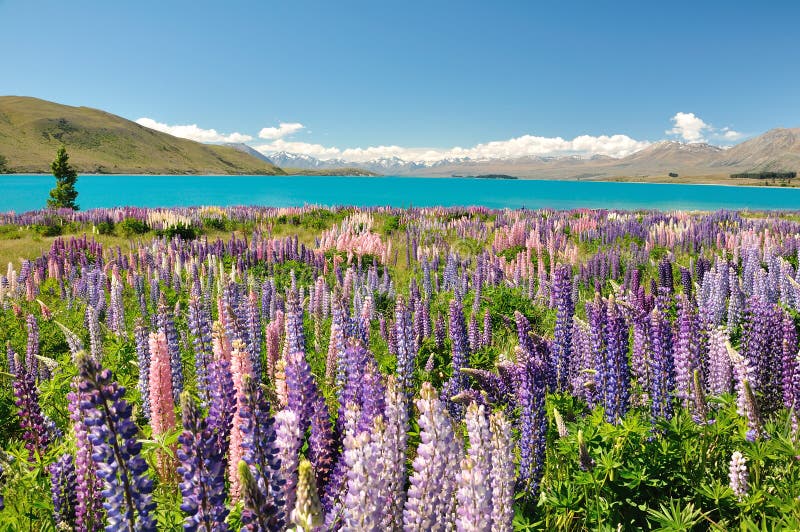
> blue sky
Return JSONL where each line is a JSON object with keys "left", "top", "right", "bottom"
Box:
{"left": 1, "top": 0, "right": 798, "bottom": 161}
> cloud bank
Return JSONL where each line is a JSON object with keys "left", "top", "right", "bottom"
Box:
{"left": 255, "top": 133, "right": 651, "bottom": 163}
{"left": 135, "top": 117, "right": 253, "bottom": 143}
{"left": 136, "top": 111, "right": 745, "bottom": 164}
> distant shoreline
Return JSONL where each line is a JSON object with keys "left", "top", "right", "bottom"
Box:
{"left": 2, "top": 172, "right": 794, "bottom": 189}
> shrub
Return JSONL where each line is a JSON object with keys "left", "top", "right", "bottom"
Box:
{"left": 119, "top": 217, "right": 149, "bottom": 236}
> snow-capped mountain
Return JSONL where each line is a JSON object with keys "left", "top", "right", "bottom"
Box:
{"left": 255, "top": 130, "right": 800, "bottom": 178}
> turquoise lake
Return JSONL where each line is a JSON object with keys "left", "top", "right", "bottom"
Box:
{"left": 4, "top": 174, "right": 800, "bottom": 211}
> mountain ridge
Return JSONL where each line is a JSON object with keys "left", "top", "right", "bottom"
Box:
{"left": 0, "top": 96, "right": 285, "bottom": 175}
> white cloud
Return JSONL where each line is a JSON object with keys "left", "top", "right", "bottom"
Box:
{"left": 666, "top": 112, "right": 710, "bottom": 143}
{"left": 721, "top": 127, "right": 744, "bottom": 140}
{"left": 666, "top": 112, "right": 744, "bottom": 144}
{"left": 258, "top": 122, "right": 305, "bottom": 140}
{"left": 255, "top": 133, "right": 651, "bottom": 164}
{"left": 136, "top": 117, "right": 253, "bottom": 143}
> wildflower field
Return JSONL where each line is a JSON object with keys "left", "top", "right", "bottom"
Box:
{"left": 1, "top": 205, "right": 800, "bottom": 531}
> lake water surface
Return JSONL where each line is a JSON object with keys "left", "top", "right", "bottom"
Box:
{"left": 4, "top": 174, "right": 800, "bottom": 211}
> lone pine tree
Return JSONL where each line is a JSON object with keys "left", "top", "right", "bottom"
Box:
{"left": 47, "top": 145, "right": 79, "bottom": 210}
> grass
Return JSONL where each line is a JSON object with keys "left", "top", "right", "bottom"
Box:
{"left": 0, "top": 96, "right": 285, "bottom": 175}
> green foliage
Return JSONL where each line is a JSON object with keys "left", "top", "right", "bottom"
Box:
{"left": 0, "top": 153, "right": 7, "bottom": 173}
{"left": 47, "top": 145, "right": 79, "bottom": 210}
{"left": 119, "top": 217, "right": 150, "bottom": 236}
{"left": 201, "top": 216, "right": 229, "bottom": 231}
{"left": 156, "top": 223, "right": 197, "bottom": 240}
{"left": 96, "top": 219, "right": 115, "bottom": 235}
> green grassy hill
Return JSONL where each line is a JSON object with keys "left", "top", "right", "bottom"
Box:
{"left": 0, "top": 96, "right": 285, "bottom": 175}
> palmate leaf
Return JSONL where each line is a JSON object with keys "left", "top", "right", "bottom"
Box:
{"left": 646, "top": 499, "right": 705, "bottom": 531}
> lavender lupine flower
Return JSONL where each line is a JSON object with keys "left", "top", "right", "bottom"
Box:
{"left": 134, "top": 322, "right": 151, "bottom": 420}
{"left": 275, "top": 409, "right": 302, "bottom": 520}
{"left": 456, "top": 402, "right": 492, "bottom": 532}
{"left": 444, "top": 297, "right": 470, "bottom": 419}
{"left": 489, "top": 411, "right": 515, "bottom": 532}
{"left": 674, "top": 294, "right": 701, "bottom": 406}
{"left": 649, "top": 307, "right": 675, "bottom": 423}
{"left": 706, "top": 326, "right": 732, "bottom": 396}
{"left": 781, "top": 311, "right": 799, "bottom": 412}
{"left": 238, "top": 375, "right": 285, "bottom": 531}
{"left": 188, "top": 290, "right": 213, "bottom": 404}
{"left": 50, "top": 453, "right": 78, "bottom": 529}
{"left": 741, "top": 296, "right": 783, "bottom": 415}
{"left": 729, "top": 451, "right": 748, "bottom": 500}
{"left": 6, "top": 341, "right": 15, "bottom": 376}
{"left": 403, "top": 382, "right": 462, "bottom": 531}
{"left": 68, "top": 383, "right": 104, "bottom": 531}
{"left": 514, "top": 340, "right": 548, "bottom": 499}
{"left": 291, "top": 459, "right": 324, "bottom": 531}
{"left": 435, "top": 313, "right": 446, "bottom": 350}
{"left": 177, "top": 393, "right": 230, "bottom": 532}
{"left": 379, "top": 376, "right": 410, "bottom": 530}
{"left": 25, "top": 313, "right": 40, "bottom": 377}
{"left": 341, "top": 407, "right": 386, "bottom": 530}
{"left": 76, "top": 352, "right": 156, "bottom": 531}
{"left": 482, "top": 308, "right": 492, "bottom": 349}
{"left": 551, "top": 264, "right": 574, "bottom": 391}
{"left": 107, "top": 270, "right": 125, "bottom": 335}
{"left": 13, "top": 356, "right": 51, "bottom": 461}
{"left": 395, "top": 296, "right": 417, "bottom": 399}
{"left": 206, "top": 359, "right": 235, "bottom": 459}
{"left": 602, "top": 295, "right": 630, "bottom": 423}
{"left": 86, "top": 305, "right": 102, "bottom": 362}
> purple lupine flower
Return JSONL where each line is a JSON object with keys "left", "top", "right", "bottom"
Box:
{"left": 50, "top": 453, "right": 78, "bottom": 529}
{"left": 239, "top": 375, "right": 285, "bottom": 530}
{"left": 649, "top": 307, "right": 675, "bottom": 423}
{"left": 706, "top": 326, "right": 732, "bottom": 396}
{"left": 729, "top": 451, "right": 748, "bottom": 500}
{"left": 577, "top": 429, "right": 595, "bottom": 472}
{"left": 551, "top": 264, "right": 574, "bottom": 391}
{"left": 674, "top": 294, "right": 701, "bottom": 406}
{"left": 461, "top": 367, "right": 512, "bottom": 406}
{"left": 107, "top": 269, "right": 125, "bottom": 335}
{"left": 379, "top": 376, "right": 409, "bottom": 530}
{"left": 177, "top": 392, "right": 230, "bottom": 531}
{"left": 602, "top": 295, "right": 630, "bottom": 423}
{"left": 490, "top": 410, "right": 515, "bottom": 532}
{"left": 12, "top": 355, "right": 51, "bottom": 461}
{"left": 275, "top": 409, "right": 302, "bottom": 521}
{"left": 435, "top": 312, "right": 446, "bottom": 350}
{"left": 456, "top": 402, "right": 492, "bottom": 531}
{"left": 340, "top": 406, "right": 386, "bottom": 530}
{"left": 444, "top": 296, "right": 470, "bottom": 419}
{"left": 188, "top": 289, "right": 213, "bottom": 404}
{"left": 781, "top": 311, "right": 799, "bottom": 412}
{"left": 395, "top": 296, "right": 417, "bottom": 399}
{"left": 68, "top": 382, "right": 104, "bottom": 531}
{"left": 482, "top": 308, "right": 492, "bottom": 349}
{"left": 308, "top": 393, "right": 337, "bottom": 500}
{"left": 76, "top": 352, "right": 156, "bottom": 531}
{"left": 25, "top": 314, "right": 40, "bottom": 378}
{"left": 403, "top": 382, "right": 462, "bottom": 530}
{"left": 206, "top": 358, "right": 236, "bottom": 458}
{"left": 133, "top": 322, "right": 151, "bottom": 420}
{"left": 468, "top": 313, "right": 480, "bottom": 353}
{"left": 741, "top": 296, "right": 783, "bottom": 415}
